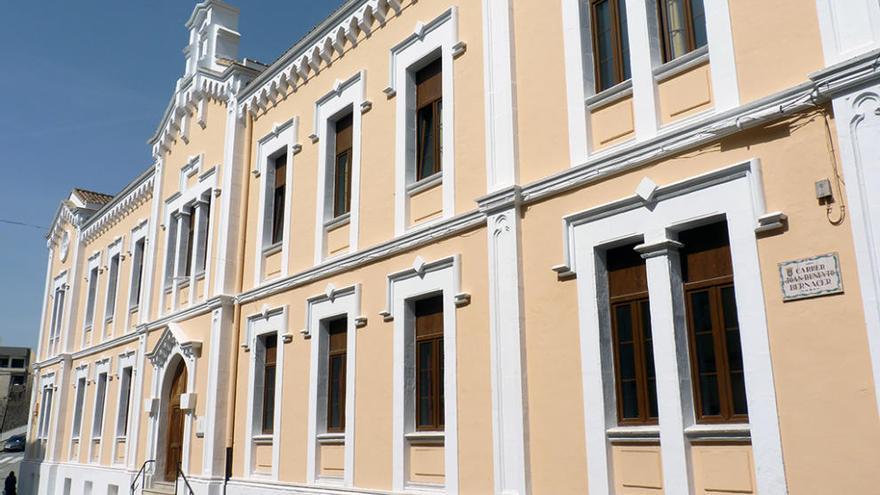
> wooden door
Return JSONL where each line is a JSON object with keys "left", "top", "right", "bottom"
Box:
{"left": 164, "top": 361, "right": 187, "bottom": 481}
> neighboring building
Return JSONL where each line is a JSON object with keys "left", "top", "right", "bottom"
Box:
{"left": 23, "top": 1, "right": 880, "bottom": 494}
{"left": 0, "top": 347, "right": 31, "bottom": 399}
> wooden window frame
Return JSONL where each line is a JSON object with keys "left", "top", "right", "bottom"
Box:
{"left": 657, "top": 0, "right": 707, "bottom": 63}
{"left": 590, "top": 0, "right": 630, "bottom": 92}
{"left": 261, "top": 334, "right": 278, "bottom": 435}
{"left": 326, "top": 317, "right": 347, "bottom": 433}
{"left": 414, "top": 295, "right": 444, "bottom": 432}
{"left": 415, "top": 59, "right": 443, "bottom": 182}
{"left": 333, "top": 114, "right": 354, "bottom": 219}
{"left": 116, "top": 367, "right": 133, "bottom": 437}
{"left": 681, "top": 222, "right": 748, "bottom": 424}
{"left": 271, "top": 154, "right": 287, "bottom": 246}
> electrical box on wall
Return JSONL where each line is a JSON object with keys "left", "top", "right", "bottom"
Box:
{"left": 815, "top": 179, "right": 833, "bottom": 201}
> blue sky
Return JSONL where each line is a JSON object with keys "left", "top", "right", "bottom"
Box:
{"left": 0, "top": 1, "right": 344, "bottom": 349}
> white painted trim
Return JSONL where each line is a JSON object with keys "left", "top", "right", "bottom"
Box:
{"left": 124, "top": 220, "right": 149, "bottom": 332}
{"left": 87, "top": 359, "right": 111, "bottom": 465}
{"left": 102, "top": 238, "right": 124, "bottom": 340}
{"left": 829, "top": 86, "right": 880, "bottom": 417}
{"left": 215, "top": 99, "right": 248, "bottom": 296}
{"left": 564, "top": 160, "right": 787, "bottom": 495}
{"left": 482, "top": 0, "right": 519, "bottom": 190}
{"left": 141, "top": 160, "right": 164, "bottom": 327}
{"left": 69, "top": 364, "right": 90, "bottom": 449}
{"left": 387, "top": 255, "right": 461, "bottom": 493}
{"left": 82, "top": 252, "right": 103, "bottom": 348}
{"left": 304, "top": 285, "right": 360, "bottom": 486}
{"left": 704, "top": 0, "right": 740, "bottom": 111}
{"left": 312, "top": 72, "right": 364, "bottom": 263}
{"left": 624, "top": 0, "right": 660, "bottom": 140}
{"left": 37, "top": 248, "right": 55, "bottom": 361}
{"left": 815, "top": 0, "right": 880, "bottom": 66}
{"left": 390, "top": 8, "right": 459, "bottom": 235}
{"left": 253, "top": 117, "right": 299, "bottom": 286}
{"left": 244, "top": 305, "right": 288, "bottom": 480}
{"left": 110, "top": 350, "right": 137, "bottom": 465}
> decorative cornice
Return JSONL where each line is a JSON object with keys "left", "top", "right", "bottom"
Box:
{"left": 477, "top": 185, "right": 522, "bottom": 216}
{"left": 80, "top": 171, "right": 155, "bottom": 245}
{"left": 237, "top": 0, "right": 404, "bottom": 119}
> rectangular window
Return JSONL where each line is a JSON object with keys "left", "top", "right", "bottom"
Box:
{"left": 184, "top": 209, "right": 196, "bottom": 277}
{"left": 116, "top": 367, "right": 133, "bottom": 437}
{"left": 164, "top": 217, "right": 179, "bottom": 288}
{"left": 591, "top": 0, "right": 631, "bottom": 92}
{"left": 415, "top": 59, "right": 443, "bottom": 181}
{"left": 658, "top": 0, "right": 707, "bottom": 62}
{"left": 0, "top": 358, "right": 8, "bottom": 369}
{"left": 414, "top": 295, "right": 444, "bottom": 431}
{"left": 333, "top": 114, "right": 354, "bottom": 218}
{"left": 85, "top": 266, "right": 99, "bottom": 328}
{"left": 198, "top": 199, "right": 211, "bottom": 274}
{"left": 10, "top": 358, "right": 24, "bottom": 369}
{"left": 129, "top": 238, "right": 145, "bottom": 309}
{"left": 326, "top": 317, "right": 347, "bottom": 433}
{"left": 271, "top": 154, "right": 287, "bottom": 246}
{"left": 607, "top": 244, "right": 658, "bottom": 425}
{"left": 38, "top": 387, "right": 54, "bottom": 439}
{"left": 92, "top": 372, "right": 108, "bottom": 438}
{"left": 681, "top": 221, "right": 747, "bottom": 423}
{"left": 72, "top": 377, "right": 86, "bottom": 440}
{"left": 50, "top": 287, "right": 66, "bottom": 343}
{"left": 261, "top": 334, "right": 278, "bottom": 435}
{"left": 105, "top": 253, "right": 120, "bottom": 320}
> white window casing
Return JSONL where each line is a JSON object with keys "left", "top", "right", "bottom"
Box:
{"left": 83, "top": 252, "right": 102, "bottom": 346}
{"left": 303, "top": 284, "right": 361, "bottom": 487}
{"left": 104, "top": 238, "right": 124, "bottom": 337}
{"left": 48, "top": 271, "right": 69, "bottom": 357}
{"left": 384, "top": 254, "right": 468, "bottom": 493}
{"left": 560, "top": 159, "right": 787, "bottom": 495}
{"left": 89, "top": 358, "right": 112, "bottom": 465}
{"left": 388, "top": 7, "right": 463, "bottom": 235}
{"left": 311, "top": 72, "right": 365, "bottom": 264}
{"left": 253, "top": 117, "right": 298, "bottom": 287}
{"left": 70, "top": 367, "right": 89, "bottom": 447}
{"left": 126, "top": 220, "right": 149, "bottom": 320}
{"left": 243, "top": 305, "right": 287, "bottom": 480}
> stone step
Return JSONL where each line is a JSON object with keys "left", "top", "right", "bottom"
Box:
{"left": 142, "top": 481, "right": 175, "bottom": 495}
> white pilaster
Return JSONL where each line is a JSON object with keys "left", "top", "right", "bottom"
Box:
{"left": 705, "top": 0, "right": 740, "bottom": 111}
{"left": 482, "top": 0, "right": 519, "bottom": 189}
{"left": 215, "top": 101, "right": 246, "bottom": 295}
{"left": 624, "top": 0, "right": 659, "bottom": 139}
{"left": 637, "top": 236, "right": 694, "bottom": 495}
{"left": 815, "top": 0, "right": 880, "bottom": 65}
{"left": 141, "top": 160, "right": 164, "bottom": 324}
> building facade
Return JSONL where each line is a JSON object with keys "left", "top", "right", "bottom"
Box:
{"left": 25, "top": 1, "right": 880, "bottom": 494}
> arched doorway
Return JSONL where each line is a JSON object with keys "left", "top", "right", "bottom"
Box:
{"left": 164, "top": 359, "right": 187, "bottom": 481}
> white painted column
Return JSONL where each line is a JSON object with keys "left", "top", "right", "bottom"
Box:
{"left": 127, "top": 333, "right": 149, "bottom": 471}
{"left": 705, "top": 0, "right": 740, "bottom": 111}
{"left": 637, "top": 236, "right": 694, "bottom": 495}
{"left": 141, "top": 161, "right": 163, "bottom": 324}
{"left": 482, "top": 0, "right": 529, "bottom": 493}
{"left": 560, "top": 0, "right": 591, "bottom": 166}
{"left": 829, "top": 87, "right": 880, "bottom": 417}
{"left": 171, "top": 211, "right": 186, "bottom": 310}
{"left": 624, "top": 0, "right": 659, "bottom": 139}
{"left": 215, "top": 101, "right": 247, "bottom": 295}
{"left": 203, "top": 303, "right": 233, "bottom": 480}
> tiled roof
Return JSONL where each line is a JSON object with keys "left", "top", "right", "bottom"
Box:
{"left": 73, "top": 188, "right": 114, "bottom": 205}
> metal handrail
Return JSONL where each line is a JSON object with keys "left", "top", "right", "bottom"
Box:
{"left": 130, "top": 459, "right": 155, "bottom": 495}
{"left": 174, "top": 463, "right": 195, "bottom": 495}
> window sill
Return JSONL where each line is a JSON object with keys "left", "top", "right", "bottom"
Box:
{"left": 685, "top": 422, "right": 750, "bottom": 441}
{"left": 195, "top": 271, "right": 206, "bottom": 281}
{"left": 654, "top": 46, "right": 709, "bottom": 82}
{"left": 163, "top": 286, "right": 173, "bottom": 295}
{"left": 262, "top": 242, "right": 282, "bottom": 257}
{"left": 317, "top": 432, "right": 345, "bottom": 445}
{"left": 178, "top": 279, "right": 191, "bottom": 289}
{"left": 407, "top": 172, "right": 443, "bottom": 196}
{"left": 324, "top": 212, "right": 351, "bottom": 231}
{"left": 405, "top": 431, "right": 444, "bottom": 444}
{"left": 128, "top": 305, "right": 139, "bottom": 314}
{"left": 606, "top": 425, "right": 660, "bottom": 442}
{"left": 252, "top": 434, "right": 273, "bottom": 445}
{"left": 104, "top": 316, "right": 114, "bottom": 324}
{"left": 585, "top": 80, "right": 633, "bottom": 111}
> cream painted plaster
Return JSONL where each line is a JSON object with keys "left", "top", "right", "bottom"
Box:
{"left": 611, "top": 443, "right": 664, "bottom": 494}
{"left": 691, "top": 443, "right": 755, "bottom": 495}
{"left": 728, "top": 0, "right": 825, "bottom": 103}
{"left": 590, "top": 96, "right": 636, "bottom": 151}
{"left": 520, "top": 113, "right": 880, "bottom": 494}
{"left": 326, "top": 222, "right": 351, "bottom": 258}
{"left": 409, "top": 182, "right": 443, "bottom": 226}
{"left": 319, "top": 443, "right": 345, "bottom": 478}
{"left": 408, "top": 444, "right": 445, "bottom": 486}
{"left": 658, "top": 61, "right": 714, "bottom": 125}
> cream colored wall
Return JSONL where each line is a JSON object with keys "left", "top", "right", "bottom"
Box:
{"left": 519, "top": 112, "right": 880, "bottom": 494}
{"left": 691, "top": 443, "right": 755, "bottom": 495}
{"left": 234, "top": 228, "right": 492, "bottom": 493}
{"left": 590, "top": 96, "right": 636, "bottom": 151}
{"left": 41, "top": 223, "right": 78, "bottom": 360}
{"left": 611, "top": 443, "right": 664, "bottom": 494}
{"left": 242, "top": 0, "right": 487, "bottom": 289}
{"left": 657, "top": 61, "right": 714, "bottom": 125}
{"left": 512, "top": 0, "right": 571, "bottom": 183}
{"left": 729, "top": 0, "right": 825, "bottom": 104}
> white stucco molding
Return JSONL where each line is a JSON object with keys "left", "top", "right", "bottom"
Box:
{"left": 815, "top": 0, "right": 880, "bottom": 66}
{"left": 561, "top": 160, "right": 788, "bottom": 495}
{"left": 389, "top": 7, "right": 461, "bottom": 235}
{"left": 80, "top": 170, "right": 154, "bottom": 245}
{"left": 303, "top": 285, "right": 360, "bottom": 487}
{"left": 386, "top": 254, "right": 463, "bottom": 493}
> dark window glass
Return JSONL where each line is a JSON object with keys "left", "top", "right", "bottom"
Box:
{"left": 85, "top": 267, "right": 99, "bottom": 327}
{"left": 262, "top": 334, "right": 277, "bottom": 434}
{"left": 415, "top": 59, "right": 442, "bottom": 181}
{"left": 333, "top": 114, "right": 353, "bottom": 218}
{"left": 131, "top": 238, "right": 145, "bottom": 308}
{"left": 271, "top": 154, "right": 287, "bottom": 245}
{"left": 326, "top": 317, "right": 347, "bottom": 433}
{"left": 199, "top": 199, "right": 211, "bottom": 273}
{"left": 184, "top": 209, "right": 196, "bottom": 276}
{"left": 658, "top": 0, "right": 708, "bottom": 62}
{"left": 681, "top": 221, "right": 748, "bottom": 423}
{"left": 415, "top": 295, "right": 444, "bottom": 431}
{"left": 591, "top": 0, "right": 631, "bottom": 92}
{"left": 607, "top": 244, "right": 657, "bottom": 425}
